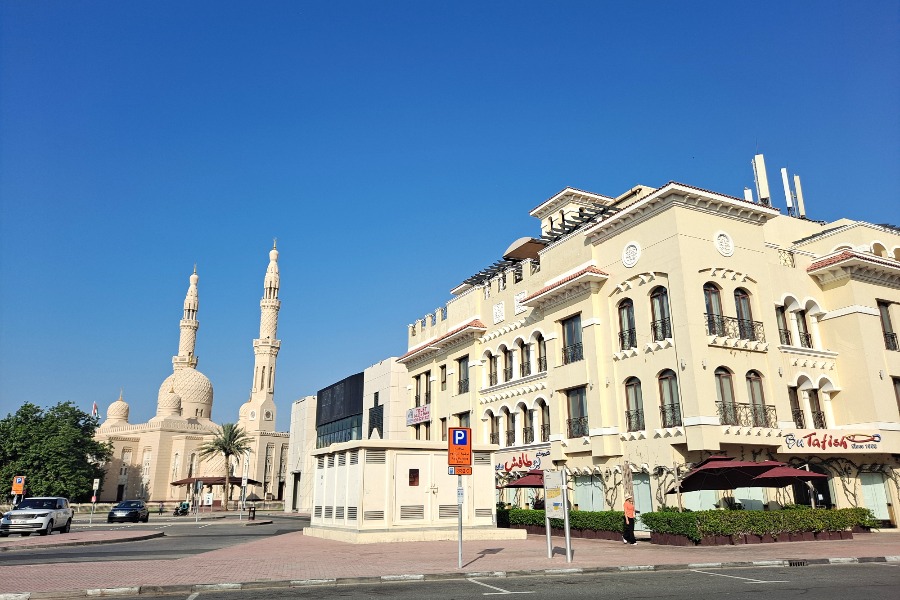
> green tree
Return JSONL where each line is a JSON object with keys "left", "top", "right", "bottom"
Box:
{"left": 0, "top": 402, "right": 113, "bottom": 501}
{"left": 197, "top": 423, "right": 251, "bottom": 510}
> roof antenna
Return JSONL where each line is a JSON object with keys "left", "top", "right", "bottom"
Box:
{"left": 793, "top": 175, "right": 807, "bottom": 218}
{"left": 752, "top": 154, "right": 771, "bottom": 207}
{"left": 780, "top": 168, "right": 796, "bottom": 217}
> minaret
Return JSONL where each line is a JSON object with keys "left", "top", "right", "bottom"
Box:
{"left": 173, "top": 266, "right": 200, "bottom": 371}
{"left": 245, "top": 243, "right": 281, "bottom": 431}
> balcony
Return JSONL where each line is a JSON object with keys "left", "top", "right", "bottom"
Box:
{"left": 562, "top": 343, "right": 583, "bottom": 365}
{"left": 540, "top": 424, "right": 550, "bottom": 442}
{"left": 779, "top": 328, "right": 792, "bottom": 345}
{"left": 489, "top": 432, "right": 500, "bottom": 445}
{"left": 797, "top": 331, "right": 813, "bottom": 348}
{"left": 625, "top": 409, "right": 645, "bottom": 432}
{"left": 458, "top": 378, "right": 470, "bottom": 394}
{"left": 619, "top": 329, "right": 637, "bottom": 350}
{"left": 791, "top": 408, "right": 805, "bottom": 429}
{"left": 505, "top": 431, "right": 516, "bottom": 446}
{"left": 811, "top": 410, "right": 827, "bottom": 429}
{"left": 885, "top": 332, "right": 899, "bottom": 351}
{"left": 716, "top": 401, "right": 778, "bottom": 428}
{"left": 537, "top": 356, "right": 548, "bottom": 372}
{"left": 659, "top": 403, "right": 682, "bottom": 428}
{"left": 705, "top": 314, "right": 766, "bottom": 342}
{"left": 651, "top": 318, "right": 672, "bottom": 342}
{"left": 523, "top": 426, "right": 535, "bottom": 444}
{"left": 566, "top": 416, "right": 589, "bottom": 438}
{"left": 503, "top": 367, "right": 514, "bottom": 382}
{"left": 520, "top": 363, "right": 532, "bottom": 377}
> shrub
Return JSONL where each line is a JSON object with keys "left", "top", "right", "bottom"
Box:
{"left": 507, "top": 508, "right": 624, "bottom": 532}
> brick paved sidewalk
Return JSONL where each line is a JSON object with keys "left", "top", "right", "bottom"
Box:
{"left": 1, "top": 528, "right": 898, "bottom": 596}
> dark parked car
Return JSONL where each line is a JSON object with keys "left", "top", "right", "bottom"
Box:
{"left": 107, "top": 500, "right": 149, "bottom": 523}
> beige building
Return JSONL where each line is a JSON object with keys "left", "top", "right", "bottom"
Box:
{"left": 95, "top": 245, "right": 289, "bottom": 505}
{"left": 399, "top": 174, "right": 900, "bottom": 526}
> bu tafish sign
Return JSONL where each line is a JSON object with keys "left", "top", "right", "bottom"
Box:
{"left": 448, "top": 427, "right": 472, "bottom": 467}
{"left": 782, "top": 431, "right": 881, "bottom": 453}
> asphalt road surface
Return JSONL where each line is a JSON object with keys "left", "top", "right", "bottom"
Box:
{"left": 129, "top": 563, "right": 899, "bottom": 600}
{"left": 0, "top": 514, "right": 309, "bottom": 565}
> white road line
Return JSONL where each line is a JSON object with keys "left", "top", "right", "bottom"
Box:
{"left": 467, "top": 578, "right": 535, "bottom": 595}
{"left": 690, "top": 569, "right": 788, "bottom": 584}
{"left": 186, "top": 593, "right": 199, "bottom": 600}
{"left": 198, "top": 524, "right": 210, "bottom": 528}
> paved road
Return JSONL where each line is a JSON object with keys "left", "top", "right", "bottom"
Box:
{"left": 0, "top": 514, "right": 308, "bottom": 565}
{"left": 115, "top": 563, "right": 900, "bottom": 600}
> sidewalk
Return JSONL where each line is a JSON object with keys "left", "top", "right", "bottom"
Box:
{"left": 0, "top": 527, "right": 898, "bottom": 598}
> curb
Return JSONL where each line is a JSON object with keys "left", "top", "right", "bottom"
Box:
{"left": 3, "top": 555, "right": 897, "bottom": 598}
{"left": 0, "top": 532, "right": 165, "bottom": 554}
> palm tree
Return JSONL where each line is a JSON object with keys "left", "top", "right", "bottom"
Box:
{"left": 197, "top": 423, "right": 251, "bottom": 510}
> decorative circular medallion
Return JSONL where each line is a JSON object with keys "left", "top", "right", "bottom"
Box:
{"left": 622, "top": 242, "right": 641, "bottom": 268}
{"left": 264, "top": 410, "right": 273, "bottom": 421}
{"left": 715, "top": 231, "right": 734, "bottom": 257}
{"left": 249, "top": 410, "right": 257, "bottom": 421}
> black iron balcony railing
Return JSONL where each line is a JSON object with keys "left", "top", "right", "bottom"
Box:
{"left": 791, "top": 408, "right": 805, "bottom": 429}
{"left": 489, "top": 432, "right": 500, "bottom": 445}
{"left": 458, "top": 378, "right": 469, "bottom": 394}
{"left": 503, "top": 367, "right": 514, "bottom": 382}
{"left": 368, "top": 404, "right": 384, "bottom": 438}
{"left": 704, "top": 314, "right": 766, "bottom": 342}
{"left": 540, "top": 423, "right": 551, "bottom": 442}
{"left": 798, "top": 331, "right": 813, "bottom": 348}
{"left": 567, "top": 416, "right": 589, "bottom": 438}
{"left": 716, "top": 401, "right": 778, "bottom": 428}
{"left": 651, "top": 318, "right": 672, "bottom": 342}
{"left": 414, "top": 394, "right": 421, "bottom": 407}
{"left": 619, "top": 329, "right": 637, "bottom": 350}
{"left": 562, "top": 342, "right": 583, "bottom": 364}
{"left": 505, "top": 431, "right": 516, "bottom": 447}
{"left": 523, "top": 426, "right": 535, "bottom": 444}
{"left": 624, "top": 409, "right": 645, "bottom": 432}
{"left": 811, "top": 410, "right": 827, "bottom": 429}
{"left": 779, "top": 328, "right": 792, "bottom": 345}
{"left": 537, "top": 356, "right": 548, "bottom": 372}
{"left": 489, "top": 372, "right": 498, "bottom": 386}
{"left": 520, "top": 363, "right": 532, "bottom": 377}
{"left": 885, "top": 332, "right": 899, "bottom": 351}
{"left": 659, "top": 403, "right": 682, "bottom": 428}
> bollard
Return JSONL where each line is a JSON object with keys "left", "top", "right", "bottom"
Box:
{"left": 248, "top": 506, "right": 256, "bottom": 521}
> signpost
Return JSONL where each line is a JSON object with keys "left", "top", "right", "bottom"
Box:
{"left": 194, "top": 480, "right": 203, "bottom": 524}
{"left": 543, "top": 470, "right": 572, "bottom": 562}
{"left": 11, "top": 476, "right": 25, "bottom": 508}
{"left": 89, "top": 478, "right": 100, "bottom": 524}
{"left": 448, "top": 427, "right": 472, "bottom": 569}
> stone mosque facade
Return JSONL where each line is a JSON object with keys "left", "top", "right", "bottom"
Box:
{"left": 95, "top": 246, "right": 290, "bottom": 505}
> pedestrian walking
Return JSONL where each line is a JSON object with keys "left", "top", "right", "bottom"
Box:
{"left": 623, "top": 494, "right": 637, "bottom": 545}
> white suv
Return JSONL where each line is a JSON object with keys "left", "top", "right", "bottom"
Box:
{"left": 0, "top": 497, "right": 74, "bottom": 537}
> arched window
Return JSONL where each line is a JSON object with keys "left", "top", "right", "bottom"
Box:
{"left": 808, "top": 389, "right": 827, "bottom": 429}
{"left": 518, "top": 339, "right": 532, "bottom": 377}
{"left": 539, "top": 399, "right": 551, "bottom": 442}
{"left": 536, "top": 334, "right": 547, "bottom": 372}
{"left": 658, "top": 369, "right": 682, "bottom": 427}
{"left": 624, "top": 377, "right": 644, "bottom": 431}
{"left": 618, "top": 299, "right": 636, "bottom": 350}
{"left": 487, "top": 352, "right": 498, "bottom": 386}
{"left": 487, "top": 411, "right": 500, "bottom": 445}
{"left": 746, "top": 371, "right": 769, "bottom": 427}
{"left": 521, "top": 404, "right": 534, "bottom": 443}
{"left": 502, "top": 407, "right": 514, "bottom": 447}
{"left": 796, "top": 310, "right": 812, "bottom": 348}
{"left": 650, "top": 287, "right": 671, "bottom": 341}
{"left": 734, "top": 288, "right": 755, "bottom": 340}
{"left": 704, "top": 283, "right": 724, "bottom": 336}
{"left": 502, "top": 346, "right": 514, "bottom": 382}
{"left": 715, "top": 367, "right": 737, "bottom": 425}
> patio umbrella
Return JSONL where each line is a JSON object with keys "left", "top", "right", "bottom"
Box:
{"left": 747, "top": 466, "right": 827, "bottom": 488}
{"left": 170, "top": 476, "right": 262, "bottom": 486}
{"left": 666, "top": 457, "right": 784, "bottom": 494}
{"left": 502, "top": 470, "right": 544, "bottom": 488}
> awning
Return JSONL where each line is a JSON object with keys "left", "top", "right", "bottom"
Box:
{"left": 748, "top": 466, "right": 827, "bottom": 488}
{"left": 501, "top": 470, "right": 544, "bottom": 488}
{"left": 667, "top": 456, "right": 783, "bottom": 494}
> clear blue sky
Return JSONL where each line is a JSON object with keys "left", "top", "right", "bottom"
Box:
{"left": 2, "top": 2, "right": 898, "bottom": 432}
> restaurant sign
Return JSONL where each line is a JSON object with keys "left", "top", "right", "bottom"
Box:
{"left": 406, "top": 405, "right": 431, "bottom": 426}
{"left": 782, "top": 431, "right": 881, "bottom": 453}
{"left": 495, "top": 449, "right": 550, "bottom": 473}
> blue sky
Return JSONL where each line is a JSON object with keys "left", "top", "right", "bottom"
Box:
{"left": 1, "top": 2, "right": 898, "bottom": 432}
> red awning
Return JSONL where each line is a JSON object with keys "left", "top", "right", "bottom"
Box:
{"left": 502, "top": 470, "right": 545, "bottom": 488}
{"left": 749, "top": 466, "right": 827, "bottom": 488}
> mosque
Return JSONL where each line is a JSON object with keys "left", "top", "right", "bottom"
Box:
{"left": 94, "top": 245, "right": 290, "bottom": 506}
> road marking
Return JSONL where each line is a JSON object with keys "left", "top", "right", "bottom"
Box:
{"left": 690, "top": 569, "right": 788, "bottom": 583}
{"left": 198, "top": 524, "right": 210, "bottom": 528}
{"left": 467, "top": 578, "right": 534, "bottom": 595}
{"left": 186, "top": 594, "right": 199, "bottom": 600}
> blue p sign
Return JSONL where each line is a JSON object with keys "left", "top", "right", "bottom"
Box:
{"left": 453, "top": 429, "right": 468, "bottom": 445}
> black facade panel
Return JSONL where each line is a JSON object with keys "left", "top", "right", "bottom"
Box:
{"left": 316, "top": 372, "right": 364, "bottom": 426}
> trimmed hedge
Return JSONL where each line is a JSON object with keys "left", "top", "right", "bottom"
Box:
{"left": 507, "top": 508, "right": 624, "bottom": 532}
{"left": 641, "top": 507, "right": 878, "bottom": 542}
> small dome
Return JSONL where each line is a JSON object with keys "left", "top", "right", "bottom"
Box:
{"left": 106, "top": 395, "right": 130, "bottom": 421}
{"left": 158, "top": 387, "right": 182, "bottom": 410}
{"left": 158, "top": 367, "right": 213, "bottom": 408}
{"left": 239, "top": 400, "right": 251, "bottom": 419}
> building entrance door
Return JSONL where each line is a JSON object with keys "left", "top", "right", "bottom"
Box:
{"left": 860, "top": 472, "right": 889, "bottom": 521}
{"left": 632, "top": 473, "right": 652, "bottom": 531}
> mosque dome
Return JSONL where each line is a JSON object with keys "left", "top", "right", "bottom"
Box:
{"left": 158, "top": 367, "right": 213, "bottom": 418}
{"left": 239, "top": 400, "right": 252, "bottom": 419}
{"left": 104, "top": 393, "right": 130, "bottom": 425}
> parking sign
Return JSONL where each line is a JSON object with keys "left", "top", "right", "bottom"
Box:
{"left": 12, "top": 476, "right": 25, "bottom": 495}
{"left": 448, "top": 427, "right": 472, "bottom": 467}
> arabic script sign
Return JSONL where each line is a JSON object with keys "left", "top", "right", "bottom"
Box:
{"left": 495, "top": 449, "right": 550, "bottom": 472}
{"left": 782, "top": 432, "right": 881, "bottom": 453}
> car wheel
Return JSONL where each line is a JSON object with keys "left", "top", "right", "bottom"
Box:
{"left": 142, "top": 514, "right": 149, "bottom": 523}
{"left": 40, "top": 520, "right": 53, "bottom": 536}
{"left": 21, "top": 533, "right": 31, "bottom": 537}
{"left": 62, "top": 519, "right": 71, "bottom": 534}
{"left": 0, "top": 533, "right": 8, "bottom": 538}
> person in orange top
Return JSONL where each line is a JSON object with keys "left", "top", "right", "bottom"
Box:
{"left": 623, "top": 494, "right": 637, "bottom": 545}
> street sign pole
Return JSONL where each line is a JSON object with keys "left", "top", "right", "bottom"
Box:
{"left": 457, "top": 474, "right": 463, "bottom": 569}
{"left": 89, "top": 478, "right": 99, "bottom": 525}
{"left": 448, "top": 427, "right": 472, "bottom": 571}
